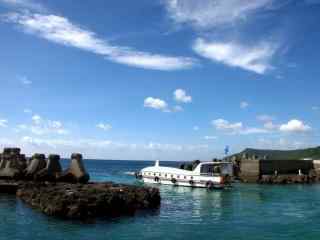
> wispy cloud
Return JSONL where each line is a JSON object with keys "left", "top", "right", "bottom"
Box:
{"left": 164, "top": 0, "right": 273, "bottom": 29}
{"left": 17, "top": 114, "right": 69, "bottom": 135}
{"left": 96, "top": 123, "right": 112, "bottom": 131}
{"left": 18, "top": 75, "right": 32, "bottom": 85}
{"left": 172, "top": 105, "right": 184, "bottom": 112}
{"left": 212, "top": 118, "right": 269, "bottom": 135}
{"left": 4, "top": 13, "right": 196, "bottom": 71}
{"left": 240, "top": 101, "right": 249, "bottom": 109}
{"left": 17, "top": 136, "right": 210, "bottom": 160}
{"left": 204, "top": 136, "right": 217, "bottom": 140}
{"left": 0, "top": 0, "right": 45, "bottom": 12}
{"left": 0, "top": 119, "right": 8, "bottom": 128}
{"left": 193, "top": 38, "right": 276, "bottom": 74}
{"left": 23, "top": 108, "right": 32, "bottom": 114}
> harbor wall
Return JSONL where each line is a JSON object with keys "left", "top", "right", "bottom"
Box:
{"left": 238, "top": 158, "right": 318, "bottom": 183}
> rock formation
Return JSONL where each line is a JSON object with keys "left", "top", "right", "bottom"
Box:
{"left": 16, "top": 182, "right": 160, "bottom": 221}
{"left": 0, "top": 147, "right": 161, "bottom": 221}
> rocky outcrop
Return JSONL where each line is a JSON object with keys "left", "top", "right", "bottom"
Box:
{"left": 16, "top": 181, "right": 160, "bottom": 221}
{"left": 58, "top": 153, "right": 89, "bottom": 183}
{"left": 0, "top": 148, "right": 161, "bottom": 222}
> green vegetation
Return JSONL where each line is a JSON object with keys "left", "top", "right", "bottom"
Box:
{"left": 231, "top": 146, "right": 320, "bottom": 160}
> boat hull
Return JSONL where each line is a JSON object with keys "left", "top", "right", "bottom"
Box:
{"left": 141, "top": 176, "right": 226, "bottom": 189}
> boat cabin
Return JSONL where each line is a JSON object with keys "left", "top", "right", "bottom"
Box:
{"left": 194, "top": 162, "right": 233, "bottom": 176}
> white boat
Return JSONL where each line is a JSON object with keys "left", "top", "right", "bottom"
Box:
{"left": 137, "top": 160, "right": 233, "bottom": 189}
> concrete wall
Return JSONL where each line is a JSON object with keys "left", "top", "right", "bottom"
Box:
{"left": 260, "top": 160, "right": 313, "bottom": 175}
{"left": 239, "top": 160, "right": 260, "bottom": 182}
{"left": 239, "top": 159, "right": 315, "bottom": 183}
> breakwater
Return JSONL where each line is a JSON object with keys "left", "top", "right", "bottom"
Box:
{"left": 229, "top": 153, "right": 320, "bottom": 184}
{"left": 0, "top": 148, "right": 160, "bottom": 221}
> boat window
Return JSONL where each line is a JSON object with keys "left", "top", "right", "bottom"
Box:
{"left": 171, "top": 174, "right": 173, "bottom": 178}
{"left": 190, "top": 176, "right": 193, "bottom": 180}
{"left": 200, "top": 164, "right": 221, "bottom": 175}
{"left": 154, "top": 173, "right": 156, "bottom": 176}
{"left": 165, "top": 174, "right": 167, "bottom": 177}
{"left": 184, "top": 176, "right": 186, "bottom": 179}
{"left": 177, "top": 175, "right": 180, "bottom": 179}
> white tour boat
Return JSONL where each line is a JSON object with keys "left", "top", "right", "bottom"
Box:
{"left": 136, "top": 160, "right": 233, "bottom": 189}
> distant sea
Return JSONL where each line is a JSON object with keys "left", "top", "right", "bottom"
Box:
{"left": 1, "top": 159, "right": 320, "bottom": 240}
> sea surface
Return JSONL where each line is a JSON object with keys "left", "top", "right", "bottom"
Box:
{"left": 1, "top": 160, "right": 320, "bottom": 240}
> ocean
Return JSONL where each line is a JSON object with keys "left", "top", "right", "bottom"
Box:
{"left": 1, "top": 159, "right": 320, "bottom": 240}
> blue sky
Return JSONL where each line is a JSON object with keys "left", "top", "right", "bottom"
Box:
{"left": 0, "top": 0, "right": 319, "bottom": 160}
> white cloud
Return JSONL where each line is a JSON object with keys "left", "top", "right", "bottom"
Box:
{"left": 96, "top": 123, "right": 112, "bottom": 131}
{"left": 240, "top": 127, "right": 269, "bottom": 135}
{"left": 204, "top": 136, "right": 217, "bottom": 140}
{"left": 5, "top": 13, "right": 196, "bottom": 71}
{"left": 17, "top": 135, "right": 211, "bottom": 160}
{"left": 193, "top": 126, "right": 199, "bottom": 131}
{"left": 144, "top": 97, "right": 168, "bottom": 111}
{"left": 0, "top": 0, "right": 45, "bottom": 11}
{"left": 212, "top": 118, "right": 269, "bottom": 135}
{"left": 279, "top": 119, "right": 311, "bottom": 133}
{"left": 31, "top": 114, "right": 42, "bottom": 125}
{"left": 18, "top": 115, "right": 69, "bottom": 135}
{"left": 0, "top": 119, "right": 8, "bottom": 128}
{"left": 193, "top": 38, "right": 276, "bottom": 74}
{"left": 212, "top": 119, "right": 243, "bottom": 131}
{"left": 174, "top": 89, "right": 192, "bottom": 103}
{"left": 164, "top": 0, "right": 273, "bottom": 29}
{"left": 240, "top": 101, "right": 249, "bottom": 109}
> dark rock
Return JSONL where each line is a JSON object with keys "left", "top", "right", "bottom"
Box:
{"left": 16, "top": 182, "right": 160, "bottom": 221}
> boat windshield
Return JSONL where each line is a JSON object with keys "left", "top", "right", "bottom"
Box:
{"left": 200, "top": 163, "right": 233, "bottom": 176}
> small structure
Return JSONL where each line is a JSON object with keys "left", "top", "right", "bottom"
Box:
{"left": 236, "top": 153, "right": 319, "bottom": 183}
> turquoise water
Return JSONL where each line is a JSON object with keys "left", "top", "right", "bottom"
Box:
{"left": 1, "top": 160, "right": 320, "bottom": 240}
